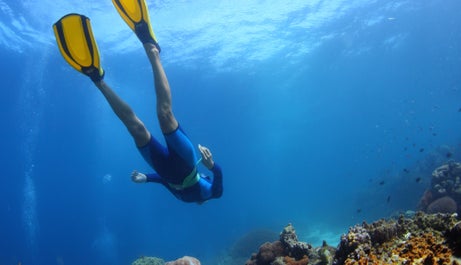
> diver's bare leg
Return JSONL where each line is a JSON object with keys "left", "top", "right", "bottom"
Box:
{"left": 143, "top": 43, "right": 179, "bottom": 134}
{"left": 95, "top": 80, "right": 150, "bottom": 147}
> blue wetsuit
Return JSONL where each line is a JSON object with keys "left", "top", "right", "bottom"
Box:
{"left": 138, "top": 125, "right": 223, "bottom": 203}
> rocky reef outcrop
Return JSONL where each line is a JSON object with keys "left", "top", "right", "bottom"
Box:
{"left": 419, "top": 161, "right": 461, "bottom": 215}
{"left": 245, "top": 223, "right": 336, "bottom": 265}
{"left": 245, "top": 212, "right": 461, "bottom": 265}
{"left": 333, "top": 212, "right": 461, "bottom": 265}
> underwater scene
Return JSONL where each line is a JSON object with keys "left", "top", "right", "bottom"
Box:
{"left": 1, "top": 0, "right": 460, "bottom": 264}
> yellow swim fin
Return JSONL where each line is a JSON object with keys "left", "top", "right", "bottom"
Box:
{"left": 112, "top": 0, "right": 161, "bottom": 51}
{"left": 53, "top": 14, "right": 104, "bottom": 82}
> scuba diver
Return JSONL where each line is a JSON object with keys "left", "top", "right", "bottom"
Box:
{"left": 52, "top": 0, "right": 223, "bottom": 203}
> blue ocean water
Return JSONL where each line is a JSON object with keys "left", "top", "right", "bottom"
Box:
{"left": 1, "top": 0, "right": 460, "bottom": 264}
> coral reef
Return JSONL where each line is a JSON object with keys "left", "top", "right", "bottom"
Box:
{"left": 245, "top": 223, "right": 335, "bottom": 265}
{"left": 419, "top": 161, "right": 461, "bottom": 215}
{"left": 133, "top": 214, "right": 461, "bottom": 265}
{"left": 333, "top": 212, "right": 461, "bottom": 265}
{"left": 165, "top": 256, "right": 201, "bottom": 265}
{"left": 132, "top": 256, "right": 165, "bottom": 265}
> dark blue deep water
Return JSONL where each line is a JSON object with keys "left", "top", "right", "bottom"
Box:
{"left": 1, "top": 0, "right": 460, "bottom": 264}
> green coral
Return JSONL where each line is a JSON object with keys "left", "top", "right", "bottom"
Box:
{"left": 131, "top": 256, "right": 165, "bottom": 265}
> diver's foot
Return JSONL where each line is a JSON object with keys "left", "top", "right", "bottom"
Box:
{"left": 83, "top": 67, "right": 105, "bottom": 83}
{"left": 135, "top": 21, "right": 161, "bottom": 52}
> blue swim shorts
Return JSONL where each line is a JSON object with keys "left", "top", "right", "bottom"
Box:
{"left": 137, "top": 125, "right": 199, "bottom": 184}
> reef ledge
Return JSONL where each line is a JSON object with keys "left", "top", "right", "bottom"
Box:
{"left": 246, "top": 212, "right": 461, "bottom": 265}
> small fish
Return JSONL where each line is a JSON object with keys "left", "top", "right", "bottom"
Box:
{"left": 446, "top": 152, "right": 453, "bottom": 158}
{"left": 357, "top": 209, "right": 362, "bottom": 213}
{"left": 419, "top": 148, "right": 425, "bottom": 152}
{"left": 379, "top": 180, "right": 385, "bottom": 185}
{"left": 387, "top": 195, "right": 391, "bottom": 203}
{"left": 404, "top": 147, "right": 408, "bottom": 151}
{"left": 432, "top": 133, "right": 437, "bottom": 136}
{"left": 415, "top": 177, "right": 422, "bottom": 183}
{"left": 458, "top": 108, "right": 461, "bottom": 112}
{"left": 403, "top": 168, "right": 410, "bottom": 173}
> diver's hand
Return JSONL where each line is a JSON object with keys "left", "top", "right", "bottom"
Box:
{"left": 131, "top": 170, "right": 147, "bottom": 183}
{"left": 198, "top": 144, "right": 214, "bottom": 170}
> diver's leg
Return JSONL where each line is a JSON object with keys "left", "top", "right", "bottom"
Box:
{"left": 143, "top": 43, "right": 179, "bottom": 134}
{"left": 95, "top": 80, "right": 150, "bottom": 147}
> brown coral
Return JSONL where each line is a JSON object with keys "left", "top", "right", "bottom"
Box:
{"left": 246, "top": 241, "right": 285, "bottom": 265}
{"left": 427, "top": 196, "right": 458, "bottom": 214}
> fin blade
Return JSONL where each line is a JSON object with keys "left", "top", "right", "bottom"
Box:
{"left": 112, "top": 0, "right": 140, "bottom": 30}
{"left": 63, "top": 15, "right": 93, "bottom": 67}
{"left": 112, "top": 0, "right": 159, "bottom": 44}
{"left": 52, "top": 14, "right": 102, "bottom": 77}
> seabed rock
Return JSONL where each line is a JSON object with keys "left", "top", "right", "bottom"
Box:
{"left": 246, "top": 223, "right": 335, "bottom": 265}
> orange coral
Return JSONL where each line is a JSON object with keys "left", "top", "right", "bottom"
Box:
{"left": 343, "top": 232, "right": 456, "bottom": 265}
{"left": 283, "top": 255, "right": 309, "bottom": 265}
{"left": 392, "top": 232, "right": 452, "bottom": 264}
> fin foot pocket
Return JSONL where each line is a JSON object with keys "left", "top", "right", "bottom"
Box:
{"left": 83, "top": 67, "right": 105, "bottom": 83}
{"left": 135, "top": 22, "right": 161, "bottom": 51}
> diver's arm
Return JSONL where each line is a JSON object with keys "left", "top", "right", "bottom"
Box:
{"left": 131, "top": 170, "right": 162, "bottom": 183}
{"left": 198, "top": 145, "right": 222, "bottom": 197}
{"left": 145, "top": 173, "right": 162, "bottom": 183}
{"left": 210, "top": 163, "right": 223, "bottom": 198}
